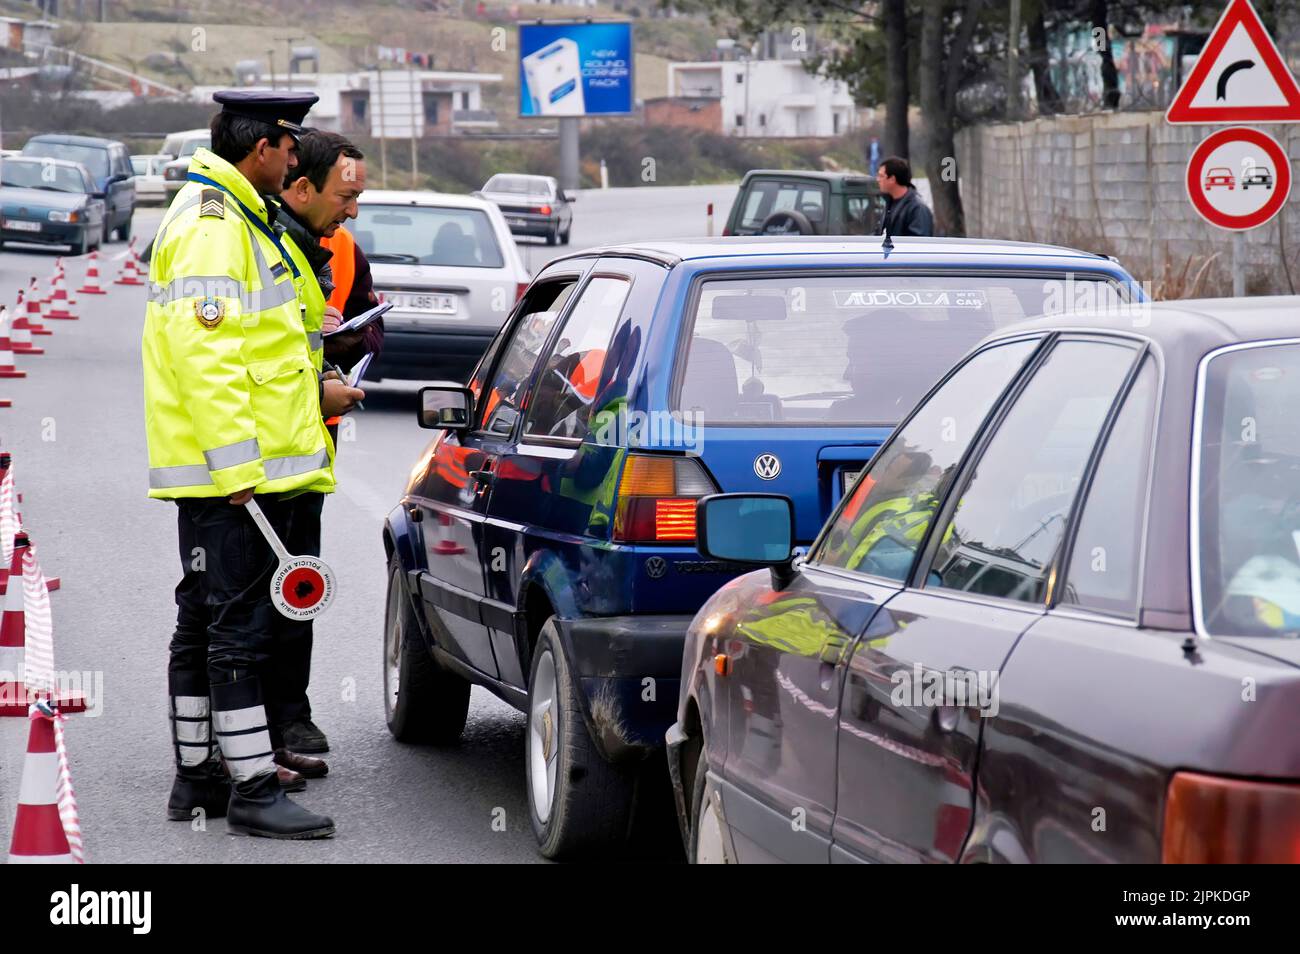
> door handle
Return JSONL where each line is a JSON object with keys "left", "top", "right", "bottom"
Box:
{"left": 470, "top": 469, "right": 496, "bottom": 484}
{"left": 819, "top": 635, "right": 849, "bottom": 666}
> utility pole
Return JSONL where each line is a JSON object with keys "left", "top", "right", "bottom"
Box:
{"left": 1007, "top": 0, "right": 1021, "bottom": 120}
{"left": 375, "top": 61, "right": 388, "bottom": 189}
{"left": 283, "top": 37, "right": 306, "bottom": 90}
{"left": 409, "top": 67, "right": 419, "bottom": 189}
{"left": 266, "top": 50, "right": 276, "bottom": 90}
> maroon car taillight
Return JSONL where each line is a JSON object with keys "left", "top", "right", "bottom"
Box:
{"left": 1163, "top": 771, "right": 1300, "bottom": 862}
{"left": 515, "top": 282, "right": 528, "bottom": 303}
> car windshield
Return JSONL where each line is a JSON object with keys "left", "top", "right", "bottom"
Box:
{"left": 678, "top": 273, "right": 1128, "bottom": 425}
{"left": 179, "top": 137, "right": 209, "bottom": 158}
{"left": 353, "top": 204, "right": 505, "bottom": 268}
{"left": 1196, "top": 341, "right": 1300, "bottom": 638}
{"left": 1, "top": 160, "right": 87, "bottom": 193}
{"left": 22, "top": 141, "right": 108, "bottom": 179}
{"left": 485, "top": 175, "right": 551, "bottom": 196}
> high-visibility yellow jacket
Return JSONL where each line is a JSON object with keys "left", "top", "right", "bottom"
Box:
{"left": 142, "top": 147, "right": 334, "bottom": 499}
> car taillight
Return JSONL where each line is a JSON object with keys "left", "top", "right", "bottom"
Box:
{"left": 538, "top": 204, "right": 552, "bottom": 215}
{"left": 515, "top": 283, "right": 528, "bottom": 303}
{"left": 1163, "top": 771, "right": 1300, "bottom": 863}
{"left": 613, "top": 454, "right": 717, "bottom": 543}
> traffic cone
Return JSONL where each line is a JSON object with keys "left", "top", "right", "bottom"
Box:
{"left": 115, "top": 239, "right": 145, "bottom": 286}
{"left": 431, "top": 512, "right": 465, "bottom": 555}
{"left": 8, "top": 701, "right": 83, "bottom": 863}
{"left": 5, "top": 308, "right": 42, "bottom": 357}
{"left": 0, "top": 314, "right": 27, "bottom": 379}
{"left": 43, "top": 270, "right": 77, "bottom": 320}
{"left": 24, "top": 280, "right": 51, "bottom": 336}
{"left": 76, "top": 251, "right": 107, "bottom": 295}
{"left": 0, "top": 531, "right": 29, "bottom": 716}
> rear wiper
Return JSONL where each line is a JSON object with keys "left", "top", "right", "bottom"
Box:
{"left": 367, "top": 252, "right": 420, "bottom": 263}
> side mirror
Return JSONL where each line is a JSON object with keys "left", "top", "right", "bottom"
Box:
{"left": 417, "top": 385, "right": 473, "bottom": 431}
{"left": 563, "top": 191, "right": 577, "bottom": 203}
{"left": 696, "top": 493, "right": 795, "bottom": 565}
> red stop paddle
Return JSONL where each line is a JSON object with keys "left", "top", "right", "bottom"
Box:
{"left": 244, "top": 499, "right": 336, "bottom": 620}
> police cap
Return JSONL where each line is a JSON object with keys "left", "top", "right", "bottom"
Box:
{"left": 212, "top": 90, "right": 319, "bottom": 138}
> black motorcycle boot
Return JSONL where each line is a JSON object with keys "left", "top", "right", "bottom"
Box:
{"left": 167, "top": 672, "right": 229, "bottom": 820}
{"left": 212, "top": 675, "right": 334, "bottom": 840}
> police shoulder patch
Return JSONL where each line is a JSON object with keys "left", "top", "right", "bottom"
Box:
{"left": 198, "top": 188, "right": 225, "bottom": 219}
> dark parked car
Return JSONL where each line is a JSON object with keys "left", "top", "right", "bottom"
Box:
{"left": 476, "top": 173, "right": 575, "bottom": 246}
{"left": 21, "top": 134, "right": 135, "bottom": 240}
{"left": 381, "top": 235, "right": 1139, "bottom": 860}
{"left": 0, "top": 156, "right": 108, "bottom": 253}
{"left": 668, "top": 294, "right": 1300, "bottom": 864}
{"left": 723, "top": 170, "right": 886, "bottom": 237}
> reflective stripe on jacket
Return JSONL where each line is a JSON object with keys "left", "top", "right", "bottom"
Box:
{"left": 142, "top": 147, "right": 334, "bottom": 499}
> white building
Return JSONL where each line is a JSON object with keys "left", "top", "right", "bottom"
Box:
{"left": 192, "top": 69, "right": 501, "bottom": 137}
{"left": 667, "top": 59, "right": 856, "bottom": 138}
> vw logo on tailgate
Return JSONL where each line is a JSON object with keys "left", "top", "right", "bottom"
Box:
{"left": 753, "top": 453, "right": 782, "bottom": 480}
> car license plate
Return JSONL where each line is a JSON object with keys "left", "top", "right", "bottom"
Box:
{"left": 508, "top": 217, "right": 527, "bottom": 228}
{"left": 4, "top": 219, "right": 41, "bottom": 232}
{"left": 385, "top": 292, "right": 456, "bottom": 315}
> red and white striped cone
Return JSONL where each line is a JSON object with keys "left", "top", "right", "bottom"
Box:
{"left": 8, "top": 701, "right": 83, "bottom": 863}
{"left": 24, "top": 280, "right": 51, "bottom": 337}
{"left": 43, "top": 270, "right": 77, "bottom": 320}
{"left": 5, "top": 307, "right": 42, "bottom": 357}
{"left": 0, "top": 313, "right": 27, "bottom": 379}
{"left": 0, "top": 456, "right": 10, "bottom": 596}
{"left": 76, "top": 251, "right": 107, "bottom": 295}
{"left": 12, "top": 293, "right": 44, "bottom": 352}
{"left": 0, "top": 531, "right": 27, "bottom": 717}
{"left": 432, "top": 512, "right": 465, "bottom": 554}
{"left": 115, "top": 239, "right": 145, "bottom": 286}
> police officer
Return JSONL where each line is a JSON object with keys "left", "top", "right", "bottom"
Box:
{"left": 144, "top": 91, "right": 363, "bottom": 838}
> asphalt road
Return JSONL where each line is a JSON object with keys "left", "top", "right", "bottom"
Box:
{"left": 0, "top": 182, "right": 736, "bottom": 863}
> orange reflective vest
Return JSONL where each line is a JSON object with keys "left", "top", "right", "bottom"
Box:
{"left": 320, "top": 226, "right": 357, "bottom": 314}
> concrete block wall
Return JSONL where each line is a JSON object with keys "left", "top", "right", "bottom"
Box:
{"left": 956, "top": 112, "right": 1300, "bottom": 297}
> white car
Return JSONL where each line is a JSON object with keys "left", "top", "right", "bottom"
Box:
{"left": 161, "top": 128, "right": 210, "bottom": 198}
{"left": 130, "top": 154, "right": 169, "bottom": 205}
{"left": 352, "top": 190, "right": 529, "bottom": 382}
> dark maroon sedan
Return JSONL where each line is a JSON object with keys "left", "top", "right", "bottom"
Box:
{"left": 667, "top": 295, "right": 1300, "bottom": 863}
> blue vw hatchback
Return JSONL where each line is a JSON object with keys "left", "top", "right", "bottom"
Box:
{"left": 381, "top": 236, "right": 1139, "bottom": 858}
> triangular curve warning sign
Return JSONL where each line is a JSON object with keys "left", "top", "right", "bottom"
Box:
{"left": 1166, "top": 0, "right": 1300, "bottom": 123}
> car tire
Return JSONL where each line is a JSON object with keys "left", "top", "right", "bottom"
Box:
{"left": 559, "top": 228, "right": 571, "bottom": 245}
{"left": 72, "top": 233, "right": 88, "bottom": 256}
{"left": 545, "top": 229, "right": 557, "bottom": 246}
{"left": 759, "top": 209, "right": 816, "bottom": 236}
{"left": 99, "top": 222, "right": 109, "bottom": 248}
{"left": 526, "top": 618, "right": 636, "bottom": 859}
{"left": 688, "top": 740, "right": 732, "bottom": 864}
{"left": 115, "top": 216, "right": 132, "bottom": 243}
{"left": 383, "top": 554, "right": 470, "bottom": 745}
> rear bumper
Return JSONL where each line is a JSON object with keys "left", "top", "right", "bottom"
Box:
{"left": 502, "top": 212, "right": 560, "bottom": 236}
{"left": 370, "top": 328, "right": 497, "bottom": 382}
{"left": 552, "top": 613, "right": 692, "bottom": 763}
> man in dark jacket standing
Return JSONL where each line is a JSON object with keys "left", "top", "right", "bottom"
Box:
{"left": 876, "top": 156, "right": 935, "bottom": 237}
{"left": 270, "top": 130, "right": 379, "bottom": 759}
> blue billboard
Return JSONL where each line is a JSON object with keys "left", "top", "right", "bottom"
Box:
{"left": 519, "top": 22, "right": 634, "bottom": 117}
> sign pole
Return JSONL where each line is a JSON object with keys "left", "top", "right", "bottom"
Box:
{"left": 559, "top": 116, "right": 579, "bottom": 193}
{"left": 1232, "top": 231, "right": 1246, "bottom": 297}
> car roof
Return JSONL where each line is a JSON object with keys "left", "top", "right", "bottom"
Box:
{"left": 24, "top": 134, "right": 122, "bottom": 148}
{"left": 359, "top": 189, "right": 496, "bottom": 211}
{"left": 994, "top": 295, "right": 1300, "bottom": 350}
{"left": 742, "top": 168, "right": 873, "bottom": 184}
{"left": 546, "top": 235, "right": 1118, "bottom": 268}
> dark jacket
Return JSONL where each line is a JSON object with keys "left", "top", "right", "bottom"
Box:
{"left": 880, "top": 187, "right": 934, "bottom": 238}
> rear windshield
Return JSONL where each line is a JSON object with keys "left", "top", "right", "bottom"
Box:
{"left": 485, "top": 175, "right": 551, "bottom": 195}
{"left": 178, "top": 137, "right": 209, "bottom": 158}
{"left": 1196, "top": 341, "right": 1300, "bottom": 637}
{"left": 677, "top": 273, "right": 1126, "bottom": 425}
{"left": 352, "top": 204, "right": 505, "bottom": 269}
{"left": 22, "top": 141, "right": 108, "bottom": 179}
{"left": 738, "top": 179, "right": 829, "bottom": 231}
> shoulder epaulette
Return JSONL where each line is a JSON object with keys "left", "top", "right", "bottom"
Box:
{"left": 198, "top": 188, "right": 226, "bottom": 219}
